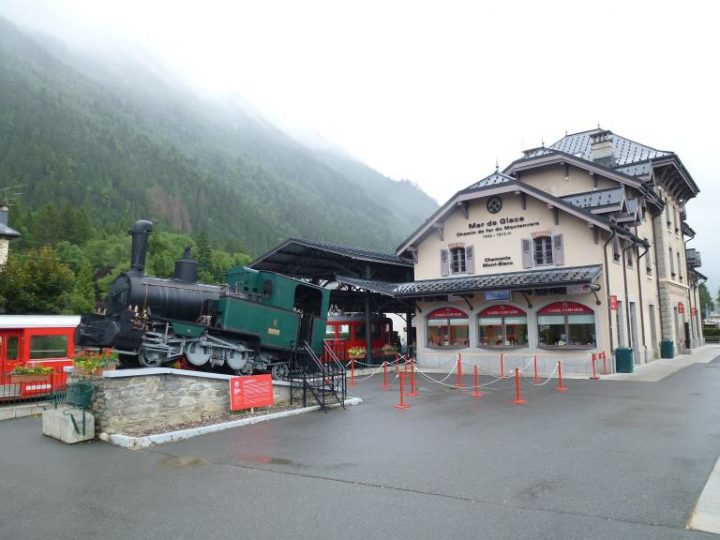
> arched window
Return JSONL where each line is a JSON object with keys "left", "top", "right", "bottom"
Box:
{"left": 534, "top": 236, "right": 553, "bottom": 265}
{"left": 426, "top": 307, "right": 469, "bottom": 348}
{"left": 537, "top": 302, "right": 596, "bottom": 348}
{"left": 478, "top": 305, "right": 528, "bottom": 348}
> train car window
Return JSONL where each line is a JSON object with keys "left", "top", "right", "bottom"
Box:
{"left": 262, "top": 279, "right": 273, "bottom": 298}
{"left": 371, "top": 323, "right": 382, "bottom": 338}
{"left": 326, "top": 325, "right": 336, "bottom": 337}
{"left": 6, "top": 336, "right": 19, "bottom": 360}
{"left": 30, "top": 335, "right": 68, "bottom": 359}
{"left": 338, "top": 324, "right": 350, "bottom": 338}
{"left": 353, "top": 323, "right": 365, "bottom": 339}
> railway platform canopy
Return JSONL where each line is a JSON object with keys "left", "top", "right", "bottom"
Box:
{"left": 250, "top": 238, "right": 416, "bottom": 314}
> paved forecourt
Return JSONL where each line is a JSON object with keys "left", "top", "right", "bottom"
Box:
{"left": 1, "top": 347, "right": 720, "bottom": 540}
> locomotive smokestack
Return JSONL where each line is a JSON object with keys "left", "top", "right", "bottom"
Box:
{"left": 129, "top": 220, "right": 154, "bottom": 275}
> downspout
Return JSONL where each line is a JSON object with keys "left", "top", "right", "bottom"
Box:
{"left": 650, "top": 215, "right": 666, "bottom": 341}
{"left": 603, "top": 228, "right": 616, "bottom": 351}
{"left": 634, "top": 237, "right": 649, "bottom": 352}
{"left": 621, "top": 238, "right": 631, "bottom": 351}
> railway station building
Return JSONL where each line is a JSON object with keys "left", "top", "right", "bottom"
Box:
{"left": 335, "top": 128, "right": 705, "bottom": 370}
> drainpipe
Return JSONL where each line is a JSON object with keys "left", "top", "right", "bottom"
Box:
{"left": 603, "top": 228, "right": 616, "bottom": 351}
{"left": 621, "top": 238, "right": 631, "bottom": 352}
{"left": 635, "top": 238, "right": 650, "bottom": 353}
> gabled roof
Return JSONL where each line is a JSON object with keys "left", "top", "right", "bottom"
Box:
{"left": 561, "top": 186, "right": 626, "bottom": 213}
{"left": 396, "top": 173, "right": 639, "bottom": 256}
{"left": 337, "top": 265, "right": 603, "bottom": 299}
{"left": 462, "top": 171, "right": 516, "bottom": 191}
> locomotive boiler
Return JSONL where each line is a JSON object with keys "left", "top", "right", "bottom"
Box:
{"left": 76, "top": 220, "right": 329, "bottom": 379}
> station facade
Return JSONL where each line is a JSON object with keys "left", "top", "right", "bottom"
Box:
{"left": 393, "top": 129, "right": 704, "bottom": 368}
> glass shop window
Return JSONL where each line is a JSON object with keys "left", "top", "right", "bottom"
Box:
{"left": 537, "top": 302, "right": 596, "bottom": 348}
{"left": 29, "top": 335, "right": 68, "bottom": 359}
{"left": 426, "top": 308, "right": 469, "bottom": 348}
{"left": 478, "top": 305, "right": 528, "bottom": 347}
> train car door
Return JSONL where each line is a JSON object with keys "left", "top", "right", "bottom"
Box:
{"left": 0, "top": 331, "right": 22, "bottom": 386}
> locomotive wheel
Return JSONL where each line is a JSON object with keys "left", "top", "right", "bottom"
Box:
{"left": 271, "top": 363, "right": 289, "bottom": 380}
{"left": 139, "top": 351, "right": 163, "bottom": 368}
{"left": 185, "top": 342, "right": 211, "bottom": 367}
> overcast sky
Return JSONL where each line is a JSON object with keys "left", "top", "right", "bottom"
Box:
{"left": 2, "top": 0, "right": 719, "bottom": 297}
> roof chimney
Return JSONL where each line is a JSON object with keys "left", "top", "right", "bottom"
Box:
{"left": 0, "top": 205, "right": 8, "bottom": 226}
{"left": 589, "top": 130, "right": 615, "bottom": 167}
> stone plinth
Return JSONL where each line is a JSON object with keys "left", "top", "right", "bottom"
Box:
{"left": 42, "top": 407, "right": 95, "bottom": 443}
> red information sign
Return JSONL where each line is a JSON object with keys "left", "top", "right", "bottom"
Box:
{"left": 609, "top": 295, "right": 618, "bottom": 311}
{"left": 427, "top": 307, "right": 468, "bottom": 319}
{"left": 538, "top": 301, "right": 593, "bottom": 315}
{"left": 229, "top": 374, "right": 274, "bottom": 411}
{"left": 479, "top": 304, "right": 526, "bottom": 317}
{"left": 691, "top": 307, "right": 697, "bottom": 316}
{"left": 678, "top": 302, "right": 684, "bottom": 314}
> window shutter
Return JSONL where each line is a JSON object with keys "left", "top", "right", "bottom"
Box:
{"left": 552, "top": 234, "right": 564, "bottom": 266}
{"left": 612, "top": 235, "right": 621, "bottom": 261}
{"left": 465, "top": 246, "right": 475, "bottom": 274}
{"left": 521, "top": 239, "right": 532, "bottom": 268}
{"left": 440, "top": 249, "right": 449, "bottom": 277}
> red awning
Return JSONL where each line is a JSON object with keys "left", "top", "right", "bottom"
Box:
{"left": 538, "top": 301, "right": 593, "bottom": 315}
{"left": 478, "top": 304, "right": 526, "bottom": 317}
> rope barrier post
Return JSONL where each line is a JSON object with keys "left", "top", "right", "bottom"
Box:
{"left": 472, "top": 364, "right": 483, "bottom": 398}
{"left": 394, "top": 372, "right": 410, "bottom": 409}
{"left": 533, "top": 355, "right": 539, "bottom": 383}
{"left": 349, "top": 357, "right": 356, "bottom": 386}
{"left": 590, "top": 353, "right": 599, "bottom": 381}
{"left": 500, "top": 352, "right": 505, "bottom": 378}
{"left": 381, "top": 361, "right": 390, "bottom": 390}
{"left": 512, "top": 368, "right": 526, "bottom": 404}
{"left": 555, "top": 361, "right": 568, "bottom": 392}
{"left": 601, "top": 351, "right": 609, "bottom": 375}
{"left": 456, "top": 353, "right": 465, "bottom": 387}
{"left": 408, "top": 358, "right": 418, "bottom": 397}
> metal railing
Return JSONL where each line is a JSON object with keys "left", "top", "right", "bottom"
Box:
{"left": 0, "top": 372, "right": 68, "bottom": 407}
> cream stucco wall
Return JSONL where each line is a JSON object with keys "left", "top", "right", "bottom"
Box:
{"left": 414, "top": 193, "right": 602, "bottom": 281}
{"left": 516, "top": 164, "right": 616, "bottom": 197}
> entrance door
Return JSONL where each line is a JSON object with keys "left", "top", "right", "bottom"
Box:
{"left": 0, "top": 331, "right": 22, "bottom": 385}
{"left": 298, "top": 314, "right": 314, "bottom": 347}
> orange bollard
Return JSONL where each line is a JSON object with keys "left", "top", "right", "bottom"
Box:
{"left": 533, "top": 355, "right": 539, "bottom": 383}
{"left": 555, "top": 361, "right": 568, "bottom": 392}
{"left": 512, "top": 368, "right": 526, "bottom": 404}
{"left": 349, "top": 358, "right": 357, "bottom": 386}
{"left": 500, "top": 352, "right": 505, "bottom": 378}
{"left": 601, "top": 351, "right": 609, "bottom": 375}
{"left": 472, "top": 365, "right": 483, "bottom": 398}
{"left": 394, "top": 372, "right": 410, "bottom": 409}
{"left": 408, "top": 359, "right": 418, "bottom": 397}
{"left": 456, "top": 353, "right": 465, "bottom": 387}
{"left": 381, "top": 361, "right": 390, "bottom": 390}
{"left": 590, "top": 353, "right": 599, "bottom": 381}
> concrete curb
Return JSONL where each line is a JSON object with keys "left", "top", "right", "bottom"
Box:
{"left": 99, "top": 397, "right": 362, "bottom": 449}
{"left": 688, "top": 454, "right": 720, "bottom": 534}
{"left": 0, "top": 402, "right": 53, "bottom": 421}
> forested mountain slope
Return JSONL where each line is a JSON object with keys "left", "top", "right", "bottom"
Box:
{"left": 0, "top": 17, "right": 437, "bottom": 255}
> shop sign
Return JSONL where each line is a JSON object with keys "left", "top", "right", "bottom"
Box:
{"left": 538, "top": 301, "right": 593, "bottom": 315}
{"left": 479, "top": 304, "right": 525, "bottom": 317}
{"left": 691, "top": 307, "right": 697, "bottom": 316}
{"left": 484, "top": 290, "right": 511, "bottom": 301}
{"left": 229, "top": 374, "right": 274, "bottom": 411}
{"left": 678, "top": 302, "right": 684, "bottom": 314}
{"left": 427, "top": 307, "right": 468, "bottom": 319}
{"left": 609, "top": 295, "right": 618, "bottom": 311}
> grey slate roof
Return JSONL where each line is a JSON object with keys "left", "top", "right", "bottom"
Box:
{"left": 545, "top": 129, "right": 671, "bottom": 167}
{"left": 463, "top": 171, "right": 516, "bottom": 191}
{"left": 562, "top": 187, "right": 625, "bottom": 211}
{"left": 0, "top": 223, "right": 20, "bottom": 238}
{"left": 254, "top": 238, "right": 413, "bottom": 268}
{"left": 337, "top": 265, "right": 603, "bottom": 298}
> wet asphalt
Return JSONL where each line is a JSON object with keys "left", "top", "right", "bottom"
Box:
{"left": 2, "top": 357, "right": 720, "bottom": 540}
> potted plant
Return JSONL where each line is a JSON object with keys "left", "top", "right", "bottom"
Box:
{"left": 347, "top": 346, "right": 366, "bottom": 359}
{"left": 381, "top": 343, "right": 399, "bottom": 356}
{"left": 73, "top": 351, "right": 119, "bottom": 376}
{"left": 10, "top": 365, "right": 54, "bottom": 383}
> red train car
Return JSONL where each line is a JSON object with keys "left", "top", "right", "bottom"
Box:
{"left": 0, "top": 315, "right": 79, "bottom": 400}
{"left": 323, "top": 314, "right": 397, "bottom": 363}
